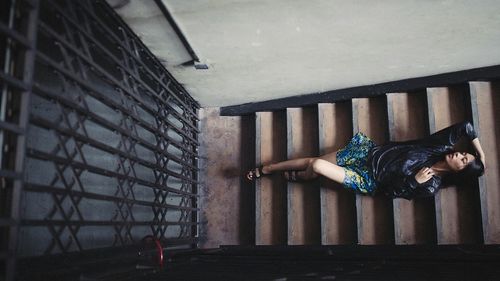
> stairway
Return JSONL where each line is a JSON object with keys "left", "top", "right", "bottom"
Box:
{"left": 252, "top": 81, "right": 500, "bottom": 246}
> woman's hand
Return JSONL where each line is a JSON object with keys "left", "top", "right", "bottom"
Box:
{"left": 415, "top": 167, "right": 435, "bottom": 184}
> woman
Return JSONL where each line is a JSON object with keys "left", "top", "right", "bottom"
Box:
{"left": 246, "top": 121, "right": 485, "bottom": 200}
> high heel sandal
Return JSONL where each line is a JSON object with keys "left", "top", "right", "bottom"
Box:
{"left": 246, "top": 166, "right": 271, "bottom": 181}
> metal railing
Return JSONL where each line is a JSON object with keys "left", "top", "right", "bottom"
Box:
{"left": 1, "top": 0, "right": 200, "bottom": 279}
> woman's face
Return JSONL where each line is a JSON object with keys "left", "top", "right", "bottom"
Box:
{"left": 446, "top": 151, "right": 475, "bottom": 172}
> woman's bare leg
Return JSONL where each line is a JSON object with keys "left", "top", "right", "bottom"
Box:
{"left": 262, "top": 157, "right": 315, "bottom": 174}
{"left": 248, "top": 150, "right": 344, "bottom": 182}
{"left": 310, "top": 159, "right": 345, "bottom": 184}
{"left": 289, "top": 150, "right": 338, "bottom": 179}
{"left": 263, "top": 150, "right": 338, "bottom": 174}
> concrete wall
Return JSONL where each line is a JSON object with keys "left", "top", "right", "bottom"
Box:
{"left": 110, "top": 0, "right": 500, "bottom": 107}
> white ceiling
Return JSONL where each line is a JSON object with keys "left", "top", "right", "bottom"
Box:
{"left": 108, "top": 0, "right": 500, "bottom": 107}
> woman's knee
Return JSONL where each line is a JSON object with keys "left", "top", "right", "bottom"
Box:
{"left": 311, "top": 158, "right": 327, "bottom": 174}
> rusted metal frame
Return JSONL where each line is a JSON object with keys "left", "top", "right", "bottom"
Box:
{"left": 50, "top": 0, "right": 200, "bottom": 126}
{"left": 27, "top": 147, "right": 200, "bottom": 198}
{"left": 23, "top": 183, "right": 197, "bottom": 211}
{"left": 72, "top": 0, "right": 200, "bottom": 119}
{"left": 32, "top": 85, "right": 199, "bottom": 177}
{"left": 0, "top": 22, "right": 32, "bottom": 48}
{"left": 35, "top": 48, "right": 200, "bottom": 156}
{"left": 5, "top": 0, "right": 39, "bottom": 280}
{"left": 0, "top": 71, "right": 30, "bottom": 91}
{"left": 22, "top": 219, "right": 199, "bottom": 227}
{"left": 37, "top": 25, "right": 200, "bottom": 149}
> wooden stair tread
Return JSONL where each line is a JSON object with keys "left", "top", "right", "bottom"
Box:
{"left": 318, "top": 102, "right": 357, "bottom": 245}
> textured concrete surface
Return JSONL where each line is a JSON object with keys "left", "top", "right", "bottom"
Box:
{"left": 110, "top": 0, "right": 500, "bottom": 106}
{"left": 198, "top": 107, "right": 254, "bottom": 248}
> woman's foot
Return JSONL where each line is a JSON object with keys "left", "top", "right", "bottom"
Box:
{"left": 246, "top": 166, "right": 271, "bottom": 181}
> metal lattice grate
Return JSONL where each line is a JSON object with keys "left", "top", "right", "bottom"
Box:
{"left": 1, "top": 0, "right": 200, "bottom": 279}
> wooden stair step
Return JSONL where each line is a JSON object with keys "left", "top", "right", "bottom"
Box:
{"left": 468, "top": 81, "right": 500, "bottom": 244}
{"left": 255, "top": 111, "right": 287, "bottom": 245}
{"left": 351, "top": 97, "right": 394, "bottom": 245}
{"left": 426, "top": 85, "right": 482, "bottom": 244}
{"left": 317, "top": 102, "right": 357, "bottom": 245}
{"left": 386, "top": 92, "right": 436, "bottom": 244}
{"left": 286, "top": 107, "right": 321, "bottom": 245}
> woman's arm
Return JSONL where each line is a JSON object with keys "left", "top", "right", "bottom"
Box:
{"left": 422, "top": 121, "right": 477, "bottom": 146}
{"left": 472, "top": 138, "right": 486, "bottom": 168}
{"left": 387, "top": 169, "right": 441, "bottom": 200}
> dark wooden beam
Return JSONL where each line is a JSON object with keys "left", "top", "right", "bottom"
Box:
{"left": 220, "top": 64, "right": 500, "bottom": 116}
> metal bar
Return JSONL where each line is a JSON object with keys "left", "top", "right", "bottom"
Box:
{"left": 0, "top": 120, "right": 25, "bottom": 135}
{"left": 31, "top": 114, "right": 201, "bottom": 183}
{"left": 0, "top": 169, "right": 22, "bottom": 179}
{"left": 22, "top": 220, "right": 200, "bottom": 227}
{"left": 72, "top": 0, "right": 200, "bottom": 118}
{"left": 0, "top": 71, "right": 30, "bottom": 91}
{"left": 0, "top": 22, "right": 32, "bottom": 48}
{"left": 6, "top": 0, "right": 40, "bottom": 280}
{"left": 37, "top": 52, "right": 199, "bottom": 146}
{"left": 5, "top": 0, "right": 200, "bottom": 270}
{"left": 35, "top": 48, "right": 200, "bottom": 147}
{"left": 33, "top": 83, "right": 198, "bottom": 163}
{"left": 37, "top": 20, "right": 200, "bottom": 134}
{"left": 24, "top": 183, "right": 199, "bottom": 211}
{"left": 153, "top": 0, "right": 199, "bottom": 62}
{"left": 27, "top": 148, "right": 199, "bottom": 190}
{"left": 58, "top": 0, "right": 200, "bottom": 116}
{"left": 191, "top": 109, "right": 199, "bottom": 245}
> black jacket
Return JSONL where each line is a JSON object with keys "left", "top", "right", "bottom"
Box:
{"left": 368, "top": 121, "right": 477, "bottom": 200}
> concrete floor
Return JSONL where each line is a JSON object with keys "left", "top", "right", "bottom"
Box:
{"left": 198, "top": 107, "right": 255, "bottom": 248}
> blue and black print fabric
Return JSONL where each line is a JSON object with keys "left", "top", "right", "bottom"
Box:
{"left": 336, "top": 132, "right": 377, "bottom": 194}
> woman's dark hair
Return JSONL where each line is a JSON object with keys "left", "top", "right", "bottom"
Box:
{"left": 460, "top": 157, "right": 485, "bottom": 178}
{"left": 442, "top": 154, "right": 484, "bottom": 186}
